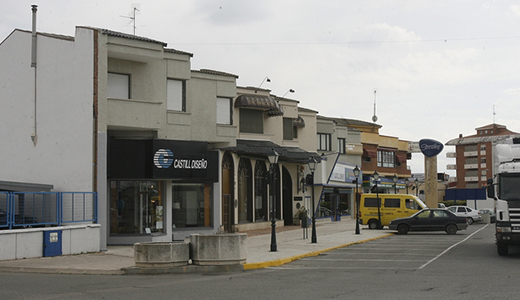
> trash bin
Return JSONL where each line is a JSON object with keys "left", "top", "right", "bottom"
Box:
{"left": 43, "top": 230, "right": 62, "bottom": 257}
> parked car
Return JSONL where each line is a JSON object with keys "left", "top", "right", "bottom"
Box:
{"left": 0, "top": 208, "right": 38, "bottom": 228}
{"left": 478, "top": 208, "right": 496, "bottom": 223}
{"left": 438, "top": 203, "right": 446, "bottom": 209}
{"left": 446, "top": 206, "right": 482, "bottom": 225}
{"left": 389, "top": 208, "right": 468, "bottom": 235}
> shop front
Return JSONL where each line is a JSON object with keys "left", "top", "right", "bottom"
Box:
{"left": 317, "top": 161, "right": 361, "bottom": 221}
{"left": 107, "top": 138, "right": 218, "bottom": 245}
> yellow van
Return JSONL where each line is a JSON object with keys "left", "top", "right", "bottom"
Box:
{"left": 359, "top": 194, "right": 427, "bottom": 229}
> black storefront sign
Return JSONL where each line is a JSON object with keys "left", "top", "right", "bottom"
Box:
{"left": 109, "top": 139, "right": 218, "bottom": 182}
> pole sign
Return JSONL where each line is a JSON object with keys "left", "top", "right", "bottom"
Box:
{"left": 419, "top": 139, "right": 444, "bottom": 157}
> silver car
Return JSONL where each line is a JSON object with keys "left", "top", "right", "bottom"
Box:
{"left": 447, "top": 206, "right": 482, "bottom": 225}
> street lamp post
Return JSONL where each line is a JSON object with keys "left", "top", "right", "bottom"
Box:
{"left": 353, "top": 166, "right": 360, "bottom": 235}
{"left": 405, "top": 178, "right": 409, "bottom": 194}
{"left": 415, "top": 178, "right": 419, "bottom": 197}
{"left": 373, "top": 170, "right": 381, "bottom": 229}
{"left": 393, "top": 174, "right": 398, "bottom": 194}
{"left": 268, "top": 149, "right": 279, "bottom": 252}
{"left": 308, "top": 157, "right": 318, "bottom": 243}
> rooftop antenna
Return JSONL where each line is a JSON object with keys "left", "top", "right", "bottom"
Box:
{"left": 120, "top": 3, "right": 140, "bottom": 35}
{"left": 372, "top": 89, "right": 378, "bottom": 123}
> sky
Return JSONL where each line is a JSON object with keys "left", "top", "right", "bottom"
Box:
{"left": 3, "top": 0, "right": 520, "bottom": 177}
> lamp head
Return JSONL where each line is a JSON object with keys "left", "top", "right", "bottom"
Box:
{"left": 308, "top": 157, "right": 317, "bottom": 172}
{"left": 268, "top": 148, "right": 279, "bottom": 165}
{"left": 373, "top": 170, "right": 379, "bottom": 181}
{"left": 353, "top": 165, "right": 360, "bottom": 177}
{"left": 393, "top": 174, "right": 398, "bottom": 184}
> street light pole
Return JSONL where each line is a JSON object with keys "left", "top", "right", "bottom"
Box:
{"left": 393, "top": 174, "right": 398, "bottom": 194}
{"left": 373, "top": 170, "right": 381, "bottom": 229}
{"left": 353, "top": 166, "right": 360, "bottom": 235}
{"left": 405, "top": 178, "right": 409, "bottom": 194}
{"left": 415, "top": 178, "right": 419, "bottom": 197}
{"left": 308, "top": 157, "right": 317, "bottom": 243}
{"left": 268, "top": 149, "right": 279, "bottom": 252}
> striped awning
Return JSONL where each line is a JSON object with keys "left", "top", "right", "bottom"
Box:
{"left": 235, "top": 95, "right": 283, "bottom": 116}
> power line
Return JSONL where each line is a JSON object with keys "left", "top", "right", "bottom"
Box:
{"left": 174, "top": 35, "right": 520, "bottom": 46}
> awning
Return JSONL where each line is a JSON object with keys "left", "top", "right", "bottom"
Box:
{"left": 234, "top": 95, "right": 283, "bottom": 116}
{"left": 396, "top": 152, "right": 407, "bottom": 163}
{"left": 293, "top": 116, "right": 305, "bottom": 128}
{"left": 363, "top": 148, "right": 377, "bottom": 158}
{"left": 222, "top": 139, "right": 321, "bottom": 164}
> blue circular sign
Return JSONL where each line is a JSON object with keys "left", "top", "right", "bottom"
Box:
{"left": 419, "top": 139, "right": 444, "bottom": 157}
{"left": 154, "top": 149, "right": 174, "bottom": 168}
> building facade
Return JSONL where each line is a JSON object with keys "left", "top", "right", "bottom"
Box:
{"left": 446, "top": 123, "right": 520, "bottom": 189}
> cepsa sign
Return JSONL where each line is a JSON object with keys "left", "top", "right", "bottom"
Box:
{"left": 419, "top": 139, "right": 444, "bottom": 157}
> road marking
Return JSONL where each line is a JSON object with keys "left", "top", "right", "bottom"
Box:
{"left": 418, "top": 224, "right": 489, "bottom": 270}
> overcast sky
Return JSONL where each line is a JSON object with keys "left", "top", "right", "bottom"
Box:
{"left": 3, "top": 0, "right": 520, "bottom": 177}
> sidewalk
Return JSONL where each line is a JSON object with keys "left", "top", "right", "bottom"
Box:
{"left": 0, "top": 218, "right": 392, "bottom": 275}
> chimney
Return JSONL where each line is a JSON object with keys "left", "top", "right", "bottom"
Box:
{"left": 31, "top": 5, "right": 37, "bottom": 67}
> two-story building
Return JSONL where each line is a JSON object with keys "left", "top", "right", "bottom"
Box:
{"left": 0, "top": 26, "right": 241, "bottom": 249}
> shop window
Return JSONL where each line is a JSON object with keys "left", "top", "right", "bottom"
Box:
{"left": 254, "top": 161, "right": 268, "bottom": 222}
{"left": 238, "top": 158, "right": 253, "bottom": 223}
{"left": 107, "top": 72, "right": 130, "bottom": 99}
{"left": 317, "top": 133, "right": 331, "bottom": 151}
{"left": 318, "top": 189, "right": 350, "bottom": 218}
{"left": 172, "top": 183, "right": 212, "bottom": 228}
{"left": 239, "top": 109, "right": 263, "bottom": 134}
{"left": 109, "top": 181, "right": 163, "bottom": 235}
{"left": 217, "top": 97, "right": 232, "bottom": 125}
{"left": 167, "top": 79, "right": 186, "bottom": 111}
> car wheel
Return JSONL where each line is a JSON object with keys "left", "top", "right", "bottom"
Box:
{"left": 466, "top": 217, "right": 474, "bottom": 225}
{"left": 397, "top": 224, "right": 409, "bottom": 235}
{"left": 445, "top": 224, "right": 457, "bottom": 235}
{"left": 497, "top": 243, "right": 509, "bottom": 256}
{"left": 368, "top": 220, "right": 380, "bottom": 230}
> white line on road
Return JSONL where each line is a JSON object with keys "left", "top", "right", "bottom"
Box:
{"left": 418, "top": 224, "right": 490, "bottom": 270}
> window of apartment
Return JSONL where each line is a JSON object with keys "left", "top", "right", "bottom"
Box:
{"left": 377, "top": 150, "right": 395, "bottom": 168}
{"left": 480, "top": 145, "right": 486, "bottom": 151}
{"left": 338, "top": 138, "right": 346, "bottom": 154}
{"left": 167, "top": 79, "right": 186, "bottom": 111}
{"left": 107, "top": 72, "right": 130, "bottom": 99}
{"left": 283, "top": 118, "right": 293, "bottom": 140}
{"left": 317, "top": 133, "right": 331, "bottom": 151}
{"left": 216, "top": 97, "right": 232, "bottom": 125}
{"left": 481, "top": 157, "right": 486, "bottom": 164}
{"left": 481, "top": 169, "right": 487, "bottom": 176}
{"left": 239, "top": 109, "right": 263, "bottom": 133}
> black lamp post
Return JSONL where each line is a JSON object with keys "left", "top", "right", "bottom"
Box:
{"left": 415, "top": 178, "right": 419, "bottom": 197}
{"left": 373, "top": 170, "right": 381, "bottom": 229}
{"left": 405, "top": 178, "right": 409, "bottom": 194}
{"left": 353, "top": 166, "right": 360, "bottom": 235}
{"left": 268, "top": 149, "right": 279, "bottom": 252}
{"left": 308, "top": 157, "right": 318, "bottom": 243}
{"left": 393, "top": 174, "right": 398, "bottom": 194}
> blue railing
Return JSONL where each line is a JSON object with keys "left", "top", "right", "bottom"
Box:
{"left": 0, "top": 191, "right": 97, "bottom": 230}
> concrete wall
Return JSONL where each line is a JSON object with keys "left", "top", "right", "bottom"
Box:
{"left": 0, "top": 224, "right": 101, "bottom": 261}
{"left": 0, "top": 30, "right": 94, "bottom": 192}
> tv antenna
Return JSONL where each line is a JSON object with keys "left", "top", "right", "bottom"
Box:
{"left": 120, "top": 4, "right": 140, "bottom": 35}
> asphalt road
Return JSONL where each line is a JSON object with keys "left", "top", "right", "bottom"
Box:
{"left": 2, "top": 223, "right": 519, "bottom": 300}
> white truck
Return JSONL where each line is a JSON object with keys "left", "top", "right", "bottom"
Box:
{"left": 487, "top": 137, "right": 520, "bottom": 255}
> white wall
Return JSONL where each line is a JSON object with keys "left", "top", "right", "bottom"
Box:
{"left": 0, "top": 30, "right": 94, "bottom": 192}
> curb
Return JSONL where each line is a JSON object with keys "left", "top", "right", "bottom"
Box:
{"left": 244, "top": 233, "right": 394, "bottom": 270}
